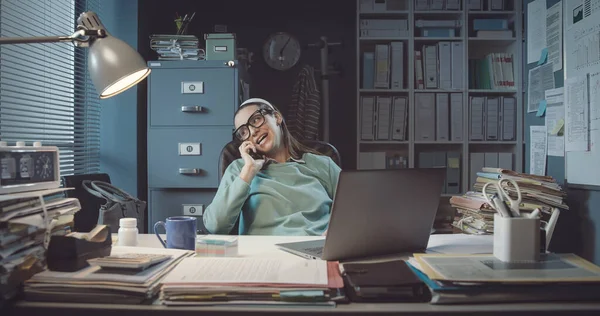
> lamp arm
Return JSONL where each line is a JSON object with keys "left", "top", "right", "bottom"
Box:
{"left": 0, "top": 29, "right": 106, "bottom": 45}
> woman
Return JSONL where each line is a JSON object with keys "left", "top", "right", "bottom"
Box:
{"left": 203, "top": 98, "right": 341, "bottom": 236}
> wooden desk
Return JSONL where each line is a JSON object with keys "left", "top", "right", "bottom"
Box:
{"left": 8, "top": 234, "right": 600, "bottom": 315}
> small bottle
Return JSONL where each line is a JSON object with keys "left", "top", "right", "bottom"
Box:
{"left": 118, "top": 218, "right": 138, "bottom": 247}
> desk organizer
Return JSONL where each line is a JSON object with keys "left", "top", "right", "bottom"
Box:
{"left": 195, "top": 235, "right": 238, "bottom": 257}
{"left": 493, "top": 213, "right": 540, "bottom": 262}
{"left": 46, "top": 226, "right": 112, "bottom": 272}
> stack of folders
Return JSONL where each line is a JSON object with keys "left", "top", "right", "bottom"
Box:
{"left": 0, "top": 188, "right": 80, "bottom": 306}
{"left": 407, "top": 253, "right": 600, "bottom": 305}
{"left": 23, "top": 246, "right": 194, "bottom": 304}
{"left": 159, "top": 257, "right": 344, "bottom": 306}
{"left": 450, "top": 168, "right": 567, "bottom": 235}
{"left": 150, "top": 34, "right": 202, "bottom": 60}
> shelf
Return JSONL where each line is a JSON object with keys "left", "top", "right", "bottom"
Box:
{"left": 469, "top": 141, "right": 517, "bottom": 144}
{"left": 360, "top": 140, "right": 409, "bottom": 145}
{"left": 359, "top": 37, "right": 409, "bottom": 41}
{"left": 359, "top": 10, "right": 409, "bottom": 15}
{"left": 360, "top": 89, "right": 409, "bottom": 93}
{"left": 414, "top": 11, "right": 463, "bottom": 14}
{"left": 415, "top": 141, "right": 464, "bottom": 144}
{"left": 467, "top": 10, "right": 515, "bottom": 15}
{"left": 415, "top": 89, "right": 464, "bottom": 92}
{"left": 414, "top": 37, "right": 463, "bottom": 41}
{"left": 468, "top": 37, "right": 516, "bottom": 42}
{"left": 468, "top": 89, "right": 517, "bottom": 94}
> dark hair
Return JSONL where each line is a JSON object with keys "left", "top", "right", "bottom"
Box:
{"left": 234, "top": 102, "right": 321, "bottom": 160}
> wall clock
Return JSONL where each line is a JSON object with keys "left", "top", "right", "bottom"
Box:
{"left": 262, "top": 32, "right": 301, "bottom": 71}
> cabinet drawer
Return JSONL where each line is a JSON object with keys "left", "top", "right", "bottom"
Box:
{"left": 148, "top": 189, "right": 216, "bottom": 234}
{"left": 148, "top": 127, "right": 233, "bottom": 188}
{"left": 149, "top": 68, "right": 236, "bottom": 127}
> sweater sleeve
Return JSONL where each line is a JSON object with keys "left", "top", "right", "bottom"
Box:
{"left": 327, "top": 157, "right": 342, "bottom": 199}
{"left": 203, "top": 160, "right": 250, "bottom": 234}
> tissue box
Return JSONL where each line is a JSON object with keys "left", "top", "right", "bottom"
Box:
{"left": 195, "top": 235, "right": 238, "bottom": 257}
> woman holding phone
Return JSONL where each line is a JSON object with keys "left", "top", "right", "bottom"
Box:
{"left": 203, "top": 98, "right": 341, "bottom": 236}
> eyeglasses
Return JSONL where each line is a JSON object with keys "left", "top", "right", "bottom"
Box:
{"left": 233, "top": 109, "right": 272, "bottom": 141}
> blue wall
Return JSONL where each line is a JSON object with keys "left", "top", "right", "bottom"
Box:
{"left": 98, "top": 0, "right": 139, "bottom": 198}
{"left": 525, "top": 0, "right": 600, "bottom": 264}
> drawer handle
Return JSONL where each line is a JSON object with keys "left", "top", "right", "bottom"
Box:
{"left": 179, "top": 168, "right": 203, "bottom": 175}
{"left": 181, "top": 105, "right": 204, "bottom": 113}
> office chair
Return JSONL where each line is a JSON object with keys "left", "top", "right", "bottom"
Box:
{"left": 217, "top": 139, "right": 341, "bottom": 235}
{"left": 62, "top": 173, "right": 111, "bottom": 233}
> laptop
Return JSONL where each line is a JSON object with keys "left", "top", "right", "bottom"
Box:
{"left": 276, "top": 168, "right": 445, "bottom": 261}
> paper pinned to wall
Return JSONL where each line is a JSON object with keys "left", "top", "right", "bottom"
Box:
{"left": 545, "top": 87, "right": 565, "bottom": 157}
{"left": 527, "top": 0, "right": 547, "bottom": 64}
{"left": 528, "top": 63, "right": 555, "bottom": 113}
{"left": 587, "top": 71, "right": 600, "bottom": 151}
{"left": 546, "top": 1, "right": 563, "bottom": 72}
{"left": 530, "top": 125, "right": 548, "bottom": 176}
{"left": 565, "top": 75, "right": 590, "bottom": 152}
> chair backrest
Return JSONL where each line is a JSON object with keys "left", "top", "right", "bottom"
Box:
{"left": 62, "top": 173, "right": 111, "bottom": 233}
{"left": 218, "top": 139, "right": 341, "bottom": 182}
{"left": 216, "top": 140, "right": 341, "bottom": 235}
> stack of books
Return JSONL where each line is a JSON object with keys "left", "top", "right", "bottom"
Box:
{"left": 149, "top": 34, "right": 202, "bottom": 60}
{"left": 0, "top": 188, "right": 80, "bottom": 306}
{"left": 23, "top": 246, "right": 194, "bottom": 304}
{"left": 450, "top": 167, "right": 567, "bottom": 235}
{"left": 159, "top": 257, "right": 343, "bottom": 306}
{"left": 408, "top": 253, "right": 600, "bottom": 305}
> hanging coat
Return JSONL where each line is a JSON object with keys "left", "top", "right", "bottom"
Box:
{"left": 287, "top": 64, "right": 321, "bottom": 140}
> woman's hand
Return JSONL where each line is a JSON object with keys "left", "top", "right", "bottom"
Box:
{"left": 238, "top": 141, "right": 265, "bottom": 183}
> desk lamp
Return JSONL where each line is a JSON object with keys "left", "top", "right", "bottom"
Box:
{"left": 0, "top": 11, "right": 150, "bottom": 99}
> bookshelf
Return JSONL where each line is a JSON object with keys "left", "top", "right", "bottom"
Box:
{"left": 356, "top": 0, "right": 523, "bottom": 220}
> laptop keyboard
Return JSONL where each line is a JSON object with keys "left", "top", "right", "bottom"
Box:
{"left": 303, "top": 247, "right": 323, "bottom": 256}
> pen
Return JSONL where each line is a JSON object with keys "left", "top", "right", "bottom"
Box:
{"left": 491, "top": 194, "right": 512, "bottom": 218}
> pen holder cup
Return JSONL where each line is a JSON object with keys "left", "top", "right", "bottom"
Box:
{"left": 493, "top": 213, "right": 541, "bottom": 262}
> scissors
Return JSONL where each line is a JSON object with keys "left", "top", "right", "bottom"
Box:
{"left": 482, "top": 178, "right": 523, "bottom": 217}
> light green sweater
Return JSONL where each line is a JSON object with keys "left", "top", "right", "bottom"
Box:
{"left": 203, "top": 153, "right": 341, "bottom": 236}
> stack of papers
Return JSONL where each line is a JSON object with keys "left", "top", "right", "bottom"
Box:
{"left": 150, "top": 34, "right": 202, "bottom": 60}
{"left": 450, "top": 168, "right": 567, "bottom": 234}
{"left": 0, "top": 188, "right": 80, "bottom": 305}
{"left": 409, "top": 253, "right": 600, "bottom": 304}
{"left": 160, "top": 257, "right": 337, "bottom": 306}
{"left": 23, "top": 246, "right": 194, "bottom": 304}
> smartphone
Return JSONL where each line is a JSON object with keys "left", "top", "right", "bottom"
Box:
{"left": 249, "top": 150, "right": 263, "bottom": 160}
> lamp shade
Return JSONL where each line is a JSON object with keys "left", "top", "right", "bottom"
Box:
{"left": 88, "top": 36, "right": 151, "bottom": 99}
{"left": 78, "top": 12, "right": 150, "bottom": 99}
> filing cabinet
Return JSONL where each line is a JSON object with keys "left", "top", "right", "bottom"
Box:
{"left": 147, "top": 60, "right": 241, "bottom": 233}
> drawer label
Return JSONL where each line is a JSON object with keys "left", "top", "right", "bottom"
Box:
{"left": 181, "top": 81, "right": 204, "bottom": 94}
{"left": 179, "top": 143, "right": 201, "bottom": 156}
{"left": 183, "top": 204, "right": 204, "bottom": 216}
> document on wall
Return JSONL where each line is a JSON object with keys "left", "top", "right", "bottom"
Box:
{"left": 527, "top": 0, "right": 547, "bottom": 64}
{"left": 566, "top": 0, "right": 600, "bottom": 28}
{"left": 545, "top": 88, "right": 565, "bottom": 157}
{"left": 546, "top": 1, "right": 563, "bottom": 72}
{"left": 528, "top": 63, "right": 555, "bottom": 112}
{"left": 530, "top": 125, "right": 548, "bottom": 176}
{"left": 587, "top": 72, "right": 600, "bottom": 152}
{"left": 565, "top": 75, "right": 590, "bottom": 152}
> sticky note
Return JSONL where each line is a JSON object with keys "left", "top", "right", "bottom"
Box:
{"left": 536, "top": 100, "right": 547, "bottom": 117}
{"left": 538, "top": 48, "right": 548, "bottom": 65}
{"left": 551, "top": 118, "right": 565, "bottom": 135}
{"left": 448, "top": 158, "right": 460, "bottom": 169}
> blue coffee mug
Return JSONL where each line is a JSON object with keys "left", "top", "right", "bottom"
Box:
{"left": 154, "top": 216, "right": 197, "bottom": 250}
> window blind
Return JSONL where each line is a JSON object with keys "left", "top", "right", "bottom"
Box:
{"left": 0, "top": 0, "right": 102, "bottom": 176}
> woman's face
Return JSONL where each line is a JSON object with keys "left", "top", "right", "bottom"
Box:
{"left": 234, "top": 104, "right": 283, "bottom": 155}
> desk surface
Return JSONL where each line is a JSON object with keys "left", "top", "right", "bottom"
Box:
{"left": 9, "top": 234, "right": 600, "bottom": 316}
